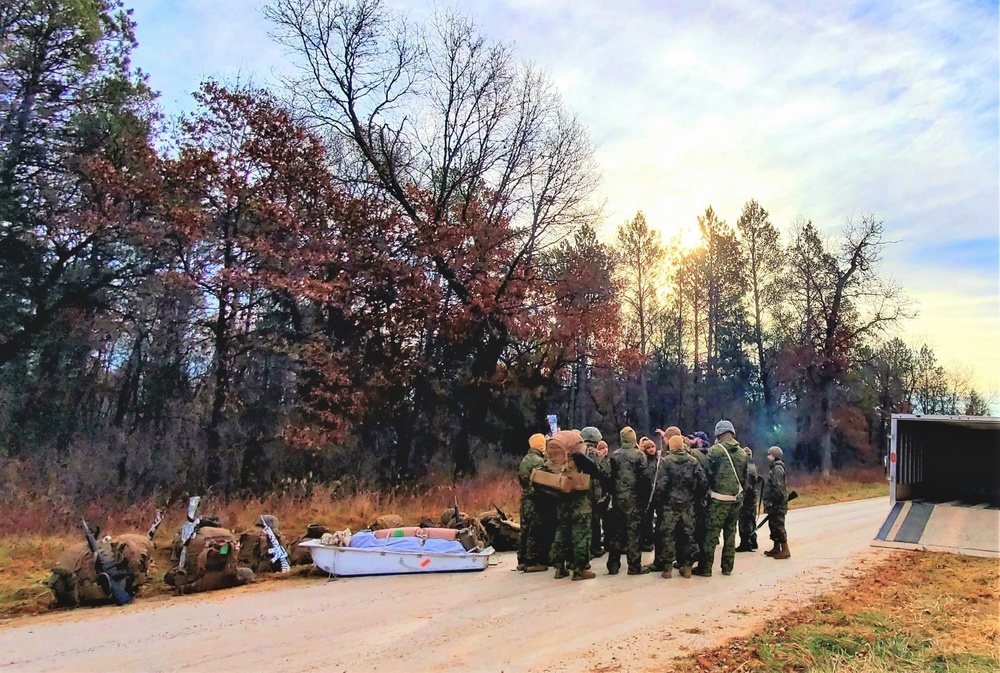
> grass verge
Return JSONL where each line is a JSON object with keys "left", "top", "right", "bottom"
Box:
{"left": 788, "top": 466, "right": 888, "bottom": 509}
{"left": 0, "top": 467, "right": 888, "bottom": 621}
{"left": 670, "top": 550, "right": 1000, "bottom": 672}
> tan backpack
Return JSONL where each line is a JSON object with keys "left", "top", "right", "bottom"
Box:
{"left": 237, "top": 525, "right": 286, "bottom": 574}
{"left": 48, "top": 534, "right": 154, "bottom": 607}
{"left": 165, "top": 526, "right": 248, "bottom": 594}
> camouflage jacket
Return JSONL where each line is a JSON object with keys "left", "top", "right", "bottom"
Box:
{"left": 585, "top": 443, "right": 612, "bottom": 503}
{"left": 610, "top": 442, "right": 649, "bottom": 511}
{"left": 762, "top": 460, "right": 787, "bottom": 508}
{"left": 706, "top": 439, "right": 748, "bottom": 497}
{"left": 654, "top": 448, "right": 708, "bottom": 509}
{"left": 688, "top": 447, "right": 709, "bottom": 473}
{"left": 518, "top": 448, "right": 545, "bottom": 495}
{"left": 746, "top": 461, "right": 759, "bottom": 493}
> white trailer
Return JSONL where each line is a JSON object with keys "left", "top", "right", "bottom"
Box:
{"left": 872, "top": 414, "right": 999, "bottom": 557}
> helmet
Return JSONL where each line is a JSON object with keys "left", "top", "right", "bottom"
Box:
{"left": 620, "top": 426, "right": 637, "bottom": 446}
{"left": 668, "top": 435, "right": 685, "bottom": 451}
{"left": 714, "top": 420, "right": 736, "bottom": 437}
{"left": 580, "top": 427, "right": 602, "bottom": 445}
{"left": 767, "top": 446, "right": 783, "bottom": 460}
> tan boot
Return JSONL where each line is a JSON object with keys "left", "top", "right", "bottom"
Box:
{"left": 661, "top": 569, "right": 672, "bottom": 579}
{"left": 572, "top": 569, "right": 596, "bottom": 581}
{"left": 763, "top": 543, "right": 778, "bottom": 557}
{"left": 679, "top": 565, "right": 692, "bottom": 578}
{"left": 554, "top": 565, "right": 570, "bottom": 579}
{"left": 773, "top": 542, "right": 790, "bottom": 559}
{"left": 524, "top": 565, "right": 548, "bottom": 573}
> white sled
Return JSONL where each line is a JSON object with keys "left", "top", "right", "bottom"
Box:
{"left": 300, "top": 539, "right": 494, "bottom": 576}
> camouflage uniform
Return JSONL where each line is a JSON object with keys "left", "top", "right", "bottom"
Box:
{"left": 518, "top": 436, "right": 552, "bottom": 567}
{"left": 606, "top": 427, "right": 649, "bottom": 573}
{"left": 738, "top": 459, "right": 760, "bottom": 551}
{"left": 652, "top": 443, "right": 707, "bottom": 571}
{"left": 762, "top": 458, "right": 788, "bottom": 544}
{"left": 581, "top": 427, "right": 611, "bottom": 556}
{"left": 687, "top": 446, "right": 710, "bottom": 560}
{"left": 698, "top": 437, "right": 748, "bottom": 576}
{"left": 639, "top": 448, "right": 658, "bottom": 552}
{"left": 547, "top": 431, "right": 592, "bottom": 576}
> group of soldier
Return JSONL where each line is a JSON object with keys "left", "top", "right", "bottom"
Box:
{"left": 516, "top": 420, "right": 790, "bottom": 581}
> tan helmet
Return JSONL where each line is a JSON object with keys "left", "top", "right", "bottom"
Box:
{"left": 767, "top": 446, "right": 783, "bottom": 460}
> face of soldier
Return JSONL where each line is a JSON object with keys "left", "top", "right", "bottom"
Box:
{"left": 768, "top": 453, "right": 776, "bottom": 463}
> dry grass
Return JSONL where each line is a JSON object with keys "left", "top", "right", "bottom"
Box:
{"left": 0, "top": 470, "right": 520, "bottom": 619}
{"left": 669, "top": 550, "right": 1000, "bottom": 672}
{"left": 0, "top": 466, "right": 886, "bottom": 620}
{"left": 787, "top": 466, "right": 888, "bottom": 509}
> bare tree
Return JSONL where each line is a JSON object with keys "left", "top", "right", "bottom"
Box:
{"left": 785, "top": 214, "right": 913, "bottom": 475}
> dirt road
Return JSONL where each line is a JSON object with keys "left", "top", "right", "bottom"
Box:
{"left": 1, "top": 497, "right": 892, "bottom": 672}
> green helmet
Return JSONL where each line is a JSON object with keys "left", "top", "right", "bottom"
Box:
{"left": 580, "top": 426, "right": 602, "bottom": 446}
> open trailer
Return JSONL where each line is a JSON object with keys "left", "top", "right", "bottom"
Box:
{"left": 872, "top": 414, "right": 1000, "bottom": 557}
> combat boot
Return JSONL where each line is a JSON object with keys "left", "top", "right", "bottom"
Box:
{"left": 735, "top": 542, "right": 753, "bottom": 553}
{"left": 773, "top": 542, "right": 790, "bottom": 559}
{"left": 661, "top": 569, "right": 672, "bottom": 579}
{"left": 554, "top": 565, "right": 570, "bottom": 579}
{"left": 627, "top": 565, "right": 650, "bottom": 575}
{"left": 516, "top": 563, "right": 527, "bottom": 571}
{"left": 572, "top": 569, "right": 596, "bottom": 581}
{"left": 524, "top": 565, "right": 548, "bottom": 573}
{"left": 679, "top": 565, "right": 692, "bottom": 578}
{"left": 763, "top": 542, "right": 778, "bottom": 557}
{"left": 692, "top": 564, "right": 712, "bottom": 577}
{"left": 606, "top": 565, "right": 620, "bottom": 575}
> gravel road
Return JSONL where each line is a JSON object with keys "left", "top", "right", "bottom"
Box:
{"left": 0, "top": 497, "right": 893, "bottom": 672}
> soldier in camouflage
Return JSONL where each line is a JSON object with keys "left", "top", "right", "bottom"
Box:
{"left": 651, "top": 434, "right": 707, "bottom": 578}
{"left": 694, "top": 420, "right": 748, "bottom": 577}
{"left": 580, "top": 427, "right": 612, "bottom": 557}
{"left": 547, "top": 431, "right": 595, "bottom": 580}
{"left": 517, "top": 433, "right": 552, "bottom": 572}
{"left": 639, "top": 437, "right": 658, "bottom": 552}
{"left": 606, "top": 427, "right": 651, "bottom": 575}
{"left": 762, "top": 446, "right": 790, "bottom": 559}
{"left": 736, "top": 447, "right": 760, "bottom": 552}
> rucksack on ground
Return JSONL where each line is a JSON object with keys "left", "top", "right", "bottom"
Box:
{"left": 164, "top": 526, "right": 250, "bottom": 594}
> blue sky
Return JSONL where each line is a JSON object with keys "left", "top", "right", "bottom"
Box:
{"left": 130, "top": 0, "right": 1000, "bottom": 394}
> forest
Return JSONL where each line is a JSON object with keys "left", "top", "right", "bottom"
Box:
{"left": 0, "top": 0, "right": 990, "bottom": 502}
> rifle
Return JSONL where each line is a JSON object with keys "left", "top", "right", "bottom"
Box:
{"left": 646, "top": 449, "right": 663, "bottom": 513}
{"left": 177, "top": 496, "right": 201, "bottom": 570}
{"left": 452, "top": 495, "right": 461, "bottom": 528}
{"left": 492, "top": 502, "right": 508, "bottom": 521}
{"left": 755, "top": 491, "right": 798, "bottom": 531}
{"left": 260, "top": 516, "right": 290, "bottom": 573}
{"left": 147, "top": 509, "right": 164, "bottom": 541}
{"left": 81, "top": 519, "right": 132, "bottom": 606}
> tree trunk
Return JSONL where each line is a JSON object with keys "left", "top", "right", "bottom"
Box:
{"left": 639, "top": 365, "right": 651, "bottom": 436}
{"left": 819, "top": 382, "right": 834, "bottom": 476}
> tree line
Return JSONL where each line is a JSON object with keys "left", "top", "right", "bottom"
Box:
{"left": 0, "top": 0, "right": 989, "bottom": 501}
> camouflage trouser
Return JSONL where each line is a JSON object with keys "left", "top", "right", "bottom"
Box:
{"left": 702, "top": 499, "right": 740, "bottom": 574}
{"left": 590, "top": 497, "right": 608, "bottom": 553}
{"left": 767, "top": 505, "right": 788, "bottom": 544}
{"left": 519, "top": 493, "right": 555, "bottom": 566}
{"left": 605, "top": 504, "right": 642, "bottom": 571}
{"left": 738, "top": 490, "right": 758, "bottom": 547}
{"left": 552, "top": 494, "right": 592, "bottom": 572}
{"left": 655, "top": 505, "right": 698, "bottom": 568}
{"left": 693, "top": 496, "right": 708, "bottom": 560}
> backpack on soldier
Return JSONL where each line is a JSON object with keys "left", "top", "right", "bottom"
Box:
{"left": 165, "top": 526, "right": 248, "bottom": 594}
{"left": 48, "top": 534, "right": 154, "bottom": 607}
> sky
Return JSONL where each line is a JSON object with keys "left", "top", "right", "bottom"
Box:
{"left": 130, "top": 0, "right": 1000, "bottom": 396}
